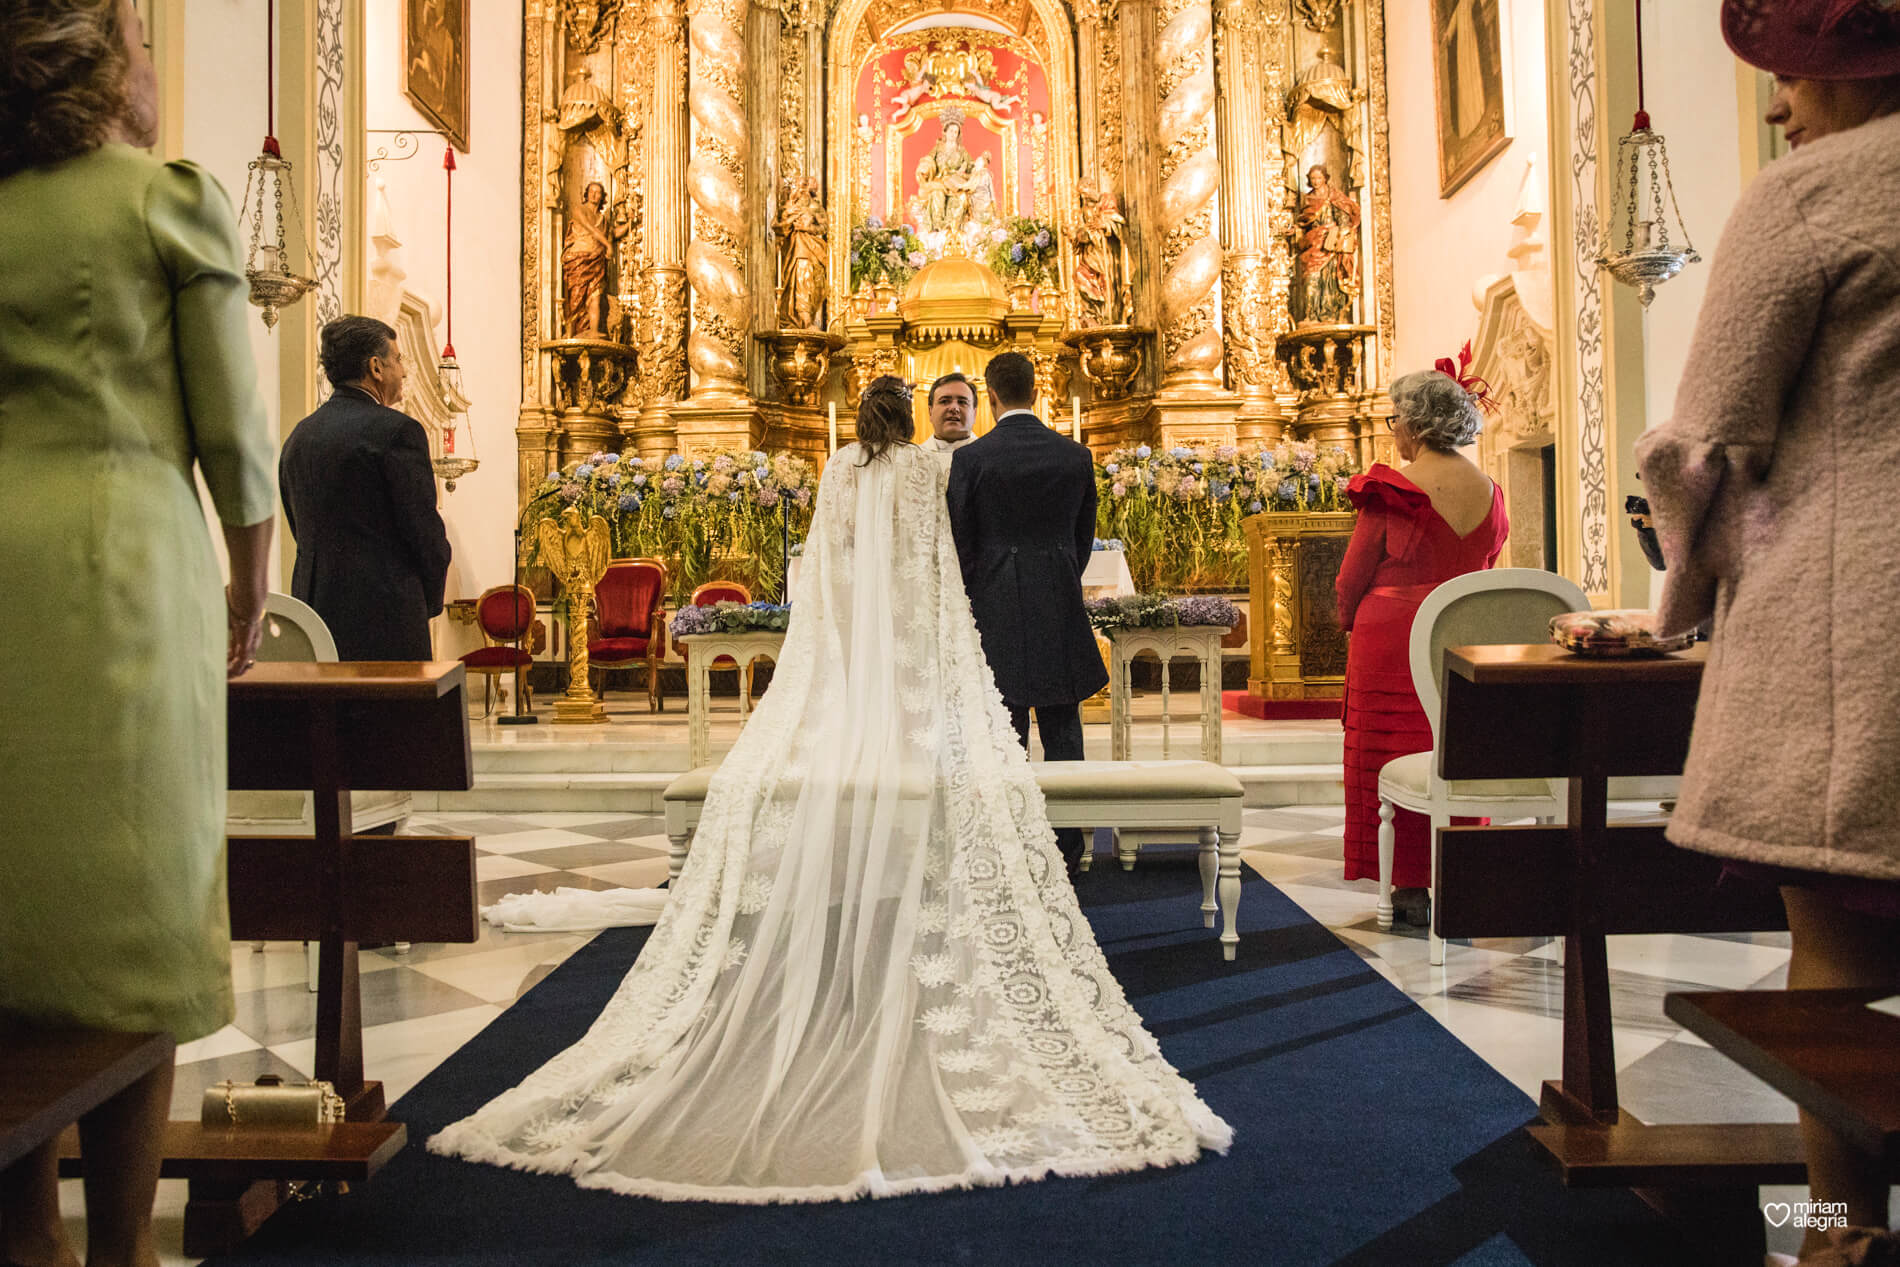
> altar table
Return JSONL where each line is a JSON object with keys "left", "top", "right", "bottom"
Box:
{"left": 677, "top": 631, "right": 785, "bottom": 768}
{"left": 1434, "top": 644, "right": 1798, "bottom": 1259}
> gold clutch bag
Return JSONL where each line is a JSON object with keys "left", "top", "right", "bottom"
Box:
{"left": 201, "top": 1074, "right": 345, "bottom": 1128}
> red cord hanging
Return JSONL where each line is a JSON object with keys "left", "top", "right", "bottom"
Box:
{"left": 262, "top": 0, "right": 281, "bottom": 156}
{"left": 443, "top": 146, "right": 456, "bottom": 359}
{"left": 1632, "top": 0, "right": 1650, "bottom": 132}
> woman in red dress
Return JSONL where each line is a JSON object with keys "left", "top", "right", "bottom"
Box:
{"left": 1336, "top": 366, "right": 1507, "bottom": 923}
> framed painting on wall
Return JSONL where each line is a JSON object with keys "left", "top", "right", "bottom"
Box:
{"left": 403, "top": 0, "right": 468, "bottom": 151}
{"left": 1431, "top": 0, "right": 1509, "bottom": 196}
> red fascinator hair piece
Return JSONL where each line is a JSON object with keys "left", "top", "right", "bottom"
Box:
{"left": 1433, "top": 341, "right": 1497, "bottom": 414}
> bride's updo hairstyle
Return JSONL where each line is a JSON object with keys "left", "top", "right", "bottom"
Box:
{"left": 855, "top": 375, "right": 915, "bottom": 465}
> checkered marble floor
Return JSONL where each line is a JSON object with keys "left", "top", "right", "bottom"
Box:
{"left": 83, "top": 805, "right": 1832, "bottom": 1264}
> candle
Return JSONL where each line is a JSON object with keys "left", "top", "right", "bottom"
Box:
{"left": 828, "top": 402, "right": 838, "bottom": 454}
{"left": 443, "top": 424, "right": 455, "bottom": 455}
{"left": 1071, "top": 395, "right": 1083, "bottom": 443}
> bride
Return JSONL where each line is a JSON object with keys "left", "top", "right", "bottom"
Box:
{"left": 430, "top": 378, "right": 1231, "bottom": 1202}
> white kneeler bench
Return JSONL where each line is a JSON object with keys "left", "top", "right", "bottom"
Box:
{"left": 663, "top": 759, "right": 1247, "bottom": 961}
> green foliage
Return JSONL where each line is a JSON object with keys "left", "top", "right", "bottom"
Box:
{"left": 518, "top": 448, "right": 818, "bottom": 606}
{"left": 1095, "top": 439, "right": 1357, "bottom": 592}
{"left": 986, "top": 216, "right": 1059, "bottom": 285}
{"left": 848, "top": 217, "right": 926, "bottom": 290}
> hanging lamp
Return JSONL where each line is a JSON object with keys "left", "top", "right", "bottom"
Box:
{"left": 433, "top": 146, "right": 480, "bottom": 491}
{"left": 1596, "top": 0, "right": 1700, "bottom": 306}
{"left": 239, "top": 0, "right": 316, "bottom": 328}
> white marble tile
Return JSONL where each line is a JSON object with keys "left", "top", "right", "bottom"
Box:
{"left": 172, "top": 1023, "right": 263, "bottom": 1065}
{"left": 574, "top": 856, "right": 674, "bottom": 889}
{"left": 470, "top": 827, "right": 602, "bottom": 855}
{"left": 1528, "top": 932, "right": 1791, "bottom": 989}
{"left": 476, "top": 854, "right": 559, "bottom": 881}
{"left": 1331, "top": 926, "right": 1524, "bottom": 996}
{"left": 270, "top": 1004, "right": 502, "bottom": 1102}
{"left": 1268, "top": 879, "right": 1382, "bottom": 929}
{"left": 410, "top": 936, "right": 589, "bottom": 1003}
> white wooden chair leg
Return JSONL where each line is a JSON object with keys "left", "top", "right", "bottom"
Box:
{"left": 1116, "top": 828, "right": 1138, "bottom": 871}
{"left": 1198, "top": 826, "right": 1218, "bottom": 928}
{"left": 668, "top": 828, "right": 691, "bottom": 884}
{"left": 1429, "top": 811, "right": 1446, "bottom": 967}
{"left": 1077, "top": 829, "right": 1094, "bottom": 872}
{"left": 1217, "top": 825, "right": 1241, "bottom": 961}
{"left": 1376, "top": 797, "right": 1396, "bottom": 931}
{"left": 304, "top": 940, "right": 319, "bottom": 993}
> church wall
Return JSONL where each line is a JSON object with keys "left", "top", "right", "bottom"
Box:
{"left": 1620, "top": 0, "right": 1750, "bottom": 602}
{"left": 363, "top": 0, "right": 525, "bottom": 609}
{"left": 171, "top": 0, "right": 283, "bottom": 586}
{"left": 1385, "top": 0, "right": 1549, "bottom": 378}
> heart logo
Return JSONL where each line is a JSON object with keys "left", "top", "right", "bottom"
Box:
{"left": 1763, "top": 1203, "right": 1792, "bottom": 1227}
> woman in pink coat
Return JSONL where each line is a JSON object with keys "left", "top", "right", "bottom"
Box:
{"left": 1637, "top": 2, "right": 1900, "bottom": 1258}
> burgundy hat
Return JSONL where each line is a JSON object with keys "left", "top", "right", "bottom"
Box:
{"left": 1723, "top": 0, "right": 1900, "bottom": 79}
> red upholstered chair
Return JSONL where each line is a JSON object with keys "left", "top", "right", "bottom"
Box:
{"left": 590, "top": 557, "right": 668, "bottom": 712}
{"left": 683, "top": 580, "right": 754, "bottom": 703}
{"left": 460, "top": 585, "right": 536, "bottom": 717}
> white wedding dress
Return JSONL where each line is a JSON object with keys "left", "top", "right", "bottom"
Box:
{"left": 430, "top": 443, "right": 1231, "bottom": 1202}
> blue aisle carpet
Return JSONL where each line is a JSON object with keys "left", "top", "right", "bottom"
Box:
{"left": 208, "top": 859, "right": 1707, "bottom": 1266}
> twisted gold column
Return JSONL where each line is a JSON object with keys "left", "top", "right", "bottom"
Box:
{"left": 685, "top": 0, "right": 748, "bottom": 399}
{"left": 635, "top": 0, "right": 690, "bottom": 454}
{"left": 1213, "top": 0, "right": 1288, "bottom": 438}
{"left": 1155, "top": 0, "right": 1222, "bottom": 393}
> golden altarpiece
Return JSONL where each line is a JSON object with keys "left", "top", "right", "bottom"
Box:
{"left": 514, "top": 0, "right": 1399, "bottom": 507}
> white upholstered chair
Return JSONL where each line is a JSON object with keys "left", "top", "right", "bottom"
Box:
{"left": 1376, "top": 568, "right": 1589, "bottom": 965}
{"left": 226, "top": 594, "right": 412, "bottom": 983}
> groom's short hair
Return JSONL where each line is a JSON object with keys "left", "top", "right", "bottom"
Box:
{"left": 985, "top": 352, "right": 1035, "bottom": 409}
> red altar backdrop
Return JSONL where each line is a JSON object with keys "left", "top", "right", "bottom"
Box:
{"left": 854, "top": 37, "right": 1051, "bottom": 232}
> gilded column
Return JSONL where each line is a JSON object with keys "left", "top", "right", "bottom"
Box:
{"left": 685, "top": 0, "right": 749, "bottom": 400}
{"left": 636, "top": 0, "right": 690, "bottom": 450}
{"left": 1155, "top": 0, "right": 1222, "bottom": 392}
{"left": 1075, "top": 0, "right": 1102, "bottom": 180}
{"left": 1213, "top": 0, "right": 1285, "bottom": 439}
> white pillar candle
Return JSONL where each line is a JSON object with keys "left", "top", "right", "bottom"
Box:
{"left": 828, "top": 402, "right": 838, "bottom": 454}
{"left": 1071, "top": 395, "right": 1083, "bottom": 443}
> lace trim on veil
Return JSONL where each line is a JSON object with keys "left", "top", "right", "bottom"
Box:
{"left": 429, "top": 444, "right": 1231, "bottom": 1203}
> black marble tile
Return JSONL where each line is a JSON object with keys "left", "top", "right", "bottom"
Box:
{"left": 507, "top": 840, "right": 664, "bottom": 870}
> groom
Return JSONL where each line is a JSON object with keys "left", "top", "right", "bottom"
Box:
{"left": 947, "top": 351, "right": 1107, "bottom": 875}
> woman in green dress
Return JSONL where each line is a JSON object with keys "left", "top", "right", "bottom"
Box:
{"left": 0, "top": 3, "right": 275, "bottom": 1264}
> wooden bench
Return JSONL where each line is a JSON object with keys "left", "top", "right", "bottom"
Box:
{"left": 0, "top": 1030, "right": 174, "bottom": 1172}
{"left": 663, "top": 759, "right": 1246, "bottom": 959}
{"left": 1665, "top": 988, "right": 1900, "bottom": 1171}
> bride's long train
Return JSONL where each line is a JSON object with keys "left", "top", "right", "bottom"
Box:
{"left": 430, "top": 443, "right": 1230, "bottom": 1202}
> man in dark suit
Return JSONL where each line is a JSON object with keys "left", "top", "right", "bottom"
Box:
{"left": 947, "top": 351, "right": 1107, "bottom": 875}
{"left": 280, "top": 316, "right": 451, "bottom": 661}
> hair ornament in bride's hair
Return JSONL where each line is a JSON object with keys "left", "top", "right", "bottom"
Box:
{"left": 1433, "top": 341, "right": 1498, "bottom": 415}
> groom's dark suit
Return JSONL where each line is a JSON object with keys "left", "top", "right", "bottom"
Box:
{"left": 947, "top": 409, "right": 1107, "bottom": 871}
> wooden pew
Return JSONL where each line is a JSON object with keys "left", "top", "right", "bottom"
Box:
{"left": 1435, "top": 644, "right": 1799, "bottom": 1264}
{"left": 1, "top": 1031, "right": 174, "bottom": 1171}
{"left": 60, "top": 662, "right": 478, "bottom": 1256}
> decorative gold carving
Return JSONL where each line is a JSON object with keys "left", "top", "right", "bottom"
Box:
{"left": 1221, "top": 252, "right": 1272, "bottom": 388}
{"left": 1154, "top": 0, "right": 1221, "bottom": 388}
{"left": 764, "top": 329, "right": 845, "bottom": 405}
{"left": 563, "top": 0, "right": 621, "bottom": 52}
{"left": 1243, "top": 511, "right": 1355, "bottom": 702}
{"left": 1294, "top": 0, "right": 1341, "bottom": 32}
{"left": 638, "top": 265, "right": 689, "bottom": 403}
{"left": 1366, "top": 0, "right": 1395, "bottom": 385}
{"left": 538, "top": 507, "right": 613, "bottom": 724}
{"left": 544, "top": 337, "right": 638, "bottom": 414}
{"left": 686, "top": 0, "right": 748, "bottom": 397}
{"left": 1277, "top": 323, "right": 1376, "bottom": 399}
{"left": 1064, "top": 326, "right": 1147, "bottom": 402}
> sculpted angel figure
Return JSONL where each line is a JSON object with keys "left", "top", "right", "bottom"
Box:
{"left": 537, "top": 505, "right": 612, "bottom": 708}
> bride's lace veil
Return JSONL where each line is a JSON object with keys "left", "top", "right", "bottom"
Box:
{"left": 430, "top": 378, "right": 1228, "bottom": 1201}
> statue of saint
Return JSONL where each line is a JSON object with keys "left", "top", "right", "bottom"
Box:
{"left": 911, "top": 113, "right": 978, "bottom": 235}
{"left": 1290, "top": 165, "right": 1360, "bottom": 325}
{"left": 775, "top": 176, "right": 829, "bottom": 331}
{"left": 1072, "top": 183, "right": 1128, "bottom": 327}
{"left": 562, "top": 181, "right": 626, "bottom": 337}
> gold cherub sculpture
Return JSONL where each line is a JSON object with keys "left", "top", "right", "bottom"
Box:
{"left": 538, "top": 505, "right": 613, "bottom": 723}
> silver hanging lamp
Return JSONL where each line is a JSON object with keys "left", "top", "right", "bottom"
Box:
{"left": 433, "top": 146, "right": 480, "bottom": 491}
{"left": 1597, "top": 0, "right": 1700, "bottom": 306}
{"left": 239, "top": 0, "right": 315, "bottom": 329}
